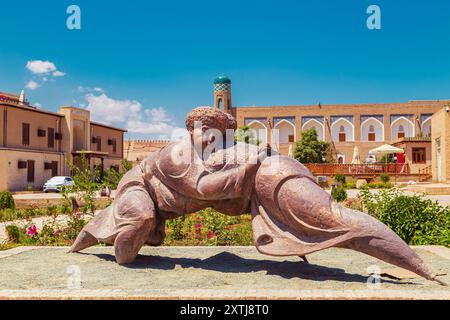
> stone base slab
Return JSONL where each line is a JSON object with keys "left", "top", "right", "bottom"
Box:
{"left": 0, "top": 246, "right": 449, "bottom": 300}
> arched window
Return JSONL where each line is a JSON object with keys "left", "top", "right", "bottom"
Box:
{"left": 339, "top": 125, "right": 346, "bottom": 142}
{"left": 398, "top": 125, "right": 405, "bottom": 139}
{"left": 368, "top": 125, "right": 375, "bottom": 141}
{"left": 218, "top": 99, "right": 223, "bottom": 109}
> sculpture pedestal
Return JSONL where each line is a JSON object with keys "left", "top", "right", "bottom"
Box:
{"left": 0, "top": 246, "right": 448, "bottom": 299}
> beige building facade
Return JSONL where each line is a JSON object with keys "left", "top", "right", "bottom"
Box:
{"left": 232, "top": 101, "right": 444, "bottom": 164}
{"left": 431, "top": 107, "right": 450, "bottom": 183}
{"left": 0, "top": 91, "right": 126, "bottom": 192}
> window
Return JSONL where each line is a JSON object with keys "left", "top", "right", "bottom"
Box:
{"left": 339, "top": 125, "right": 346, "bottom": 142}
{"left": 112, "top": 138, "right": 117, "bottom": 153}
{"left": 288, "top": 135, "right": 294, "bottom": 143}
{"left": 22, "top": 123, "right": 30, "bottom": 146}
{"left": 51, "top": 161, "right": 58, "bottom": 177}
{"left": 367, "top": 125, "right": 376, "bottom": 141}
{"left": 412, "top": 148, "right": 426, "bottom": 164}
{"left": 27, "top": 160, "right": 35, "bottom": 183}
{"left": 397, "top": 125, "right": 405, "bottom": 139}
{"left": 48, "top": 128, "right": 55, "bottom": 148}
{"left": 97, "top": 136, "right": 102, "bottom": 151}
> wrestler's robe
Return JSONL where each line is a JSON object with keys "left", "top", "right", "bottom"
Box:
{"left": 82, "top": 138, "right": 266, "bottom": 245}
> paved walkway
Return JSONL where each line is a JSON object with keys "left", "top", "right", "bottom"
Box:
{"left": 0, "top": 246, "right": 448, "bottom": 299}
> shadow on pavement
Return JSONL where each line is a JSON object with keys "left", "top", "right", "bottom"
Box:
{"left": 86, "top": 251, "right": 402, "bottom": 284}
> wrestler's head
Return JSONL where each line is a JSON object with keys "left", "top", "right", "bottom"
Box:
{"left": 185, "top": 107, "right": 237, "bottom": 149}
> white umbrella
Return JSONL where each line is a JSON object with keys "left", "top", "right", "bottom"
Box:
{"left": 351, "top": 146, "right": 362, "bottom": 164}
{"left": 287, "top": 144, "right": 293, "bottom": 158}
{"left": 369, "top": 144, "right": 404, "bottom": 164}
{"left": 369, "top": 144, "right": 404, "bottom": 155}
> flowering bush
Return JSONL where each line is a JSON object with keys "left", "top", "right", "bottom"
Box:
{"left": 165, "top": 208, "right": 253, "bottom": 246}
{"left": 5, "top": 213, "right": 90, "bottom": 246}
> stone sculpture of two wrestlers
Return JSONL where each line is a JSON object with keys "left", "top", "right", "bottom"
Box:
{"left": 70, "top": 106, "right": 445, "bottom": 285}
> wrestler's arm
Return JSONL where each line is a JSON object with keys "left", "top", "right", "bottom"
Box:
{"left": 196, "top": 145, "right": 263, "bottom": 200}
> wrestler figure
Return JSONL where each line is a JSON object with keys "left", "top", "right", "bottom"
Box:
{"left": 70, "top": 107, "right": 444, "bottom": 285}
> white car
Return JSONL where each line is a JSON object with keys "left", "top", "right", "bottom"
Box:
{"left": 43, "top": 176, "right": 75, "bottom": 193}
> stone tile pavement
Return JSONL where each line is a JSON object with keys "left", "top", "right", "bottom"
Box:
{"left": 0, "top": 246, "right": 448, "bottom": 300}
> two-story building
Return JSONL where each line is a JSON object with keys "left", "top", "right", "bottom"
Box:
{"left": 0, "top": 91, "right": 126, "bottom": 192}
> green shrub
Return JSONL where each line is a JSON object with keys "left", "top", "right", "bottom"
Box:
{"left": 345, "top": 181, "right": 356, "bottom": 189}
{"left": 0, "top": 192, "right": 15, "bottom": 210}
{"left": 359, "top": 188, "right": 450, "bottom": 245}
{"left": 0, "top": 209, "right": 18, "bottom": 222}
{"left": 366, "top": 182, "right": 393, "bottom": 189}
{"left": 380, "top": 173, "right": 390, "bottom": 183}
{"left": 332, "top": 186, "right": 348, "bottom": 202}
{"left": 5, "top": 225, "right": 21, "bottom": 243}
{"left": 334, "top": 174, "right": 346, "bottom": 185}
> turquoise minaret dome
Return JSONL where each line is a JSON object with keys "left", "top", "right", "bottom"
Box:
{"left": 214, "top": 75, "right": 231, "bottom": 85}
{"left": 213, "top": 75, "right": 232, "bottom": 113}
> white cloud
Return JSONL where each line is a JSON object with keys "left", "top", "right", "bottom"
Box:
{"left": 86, "top": 93, "right": 141, "bottom": 124}
{"left": 52, "top": 71, "right": 65, "bottom": 77}
{"left": 78, "top": 86, "right": 104, "bottom": 93}
{"left": 26, "top": 60, "right": 57, "bottom": 74}
{"left": 34, "top": 103, "right": 42, "bottom": 108}
{"left": 26, "top": 60, "right": 65, "bottom": 81}
{"left": 25, "top": 80, "right": 40, "bottom": 90}
{"left": 84, "top": 93, "right": 180, "bottom": 136}
{"left": 144, "top": 107, "right": 171, "bottom": 123}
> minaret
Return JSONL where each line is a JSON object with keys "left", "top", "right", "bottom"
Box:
{"left": 18, "top": 90, "right": 25, "bottom": 106}
{"left": 214, "top": 75, "right": 232, "bottom": 113}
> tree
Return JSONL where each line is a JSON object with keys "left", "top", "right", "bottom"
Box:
{"left": 63, "top": 152, "right": 102, "bottom": 215}
{"left": 293, "top": 129, "right": 331, "bottom": 163}
{"left": 235, "top": 125, "right": 260, "bottom": 145}
{"left": 102, "top": 159, "right": 133, "bottom": 190}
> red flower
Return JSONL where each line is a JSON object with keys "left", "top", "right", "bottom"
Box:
{"left": 207, "top": 231, "right": 215, "bottom": 239}
{"left": 195, "top": 223, "right": 202, "bottom": 229}
{"left": 26, "top": 225, "right": 37, "bottom": 236}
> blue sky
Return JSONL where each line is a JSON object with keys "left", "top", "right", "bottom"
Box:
{"left": 1, "top": 0, "right": 450, "bottom": 138}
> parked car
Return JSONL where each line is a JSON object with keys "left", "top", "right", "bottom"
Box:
{"left": 43, "top": 176, "right": 75, "bottom": 193}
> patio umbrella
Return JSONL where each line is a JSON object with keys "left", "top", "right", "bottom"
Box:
{"left": 369, "top": 144, "right": 404, "bottom": 164}
{"left": 287, "top": 144, "right": 293, "bottom": 158}
{"left": 369, "top": 144, "right": 404, "bottom": 155}
{"left": 351, "top": 146, "right": 362, "bottom": 164}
